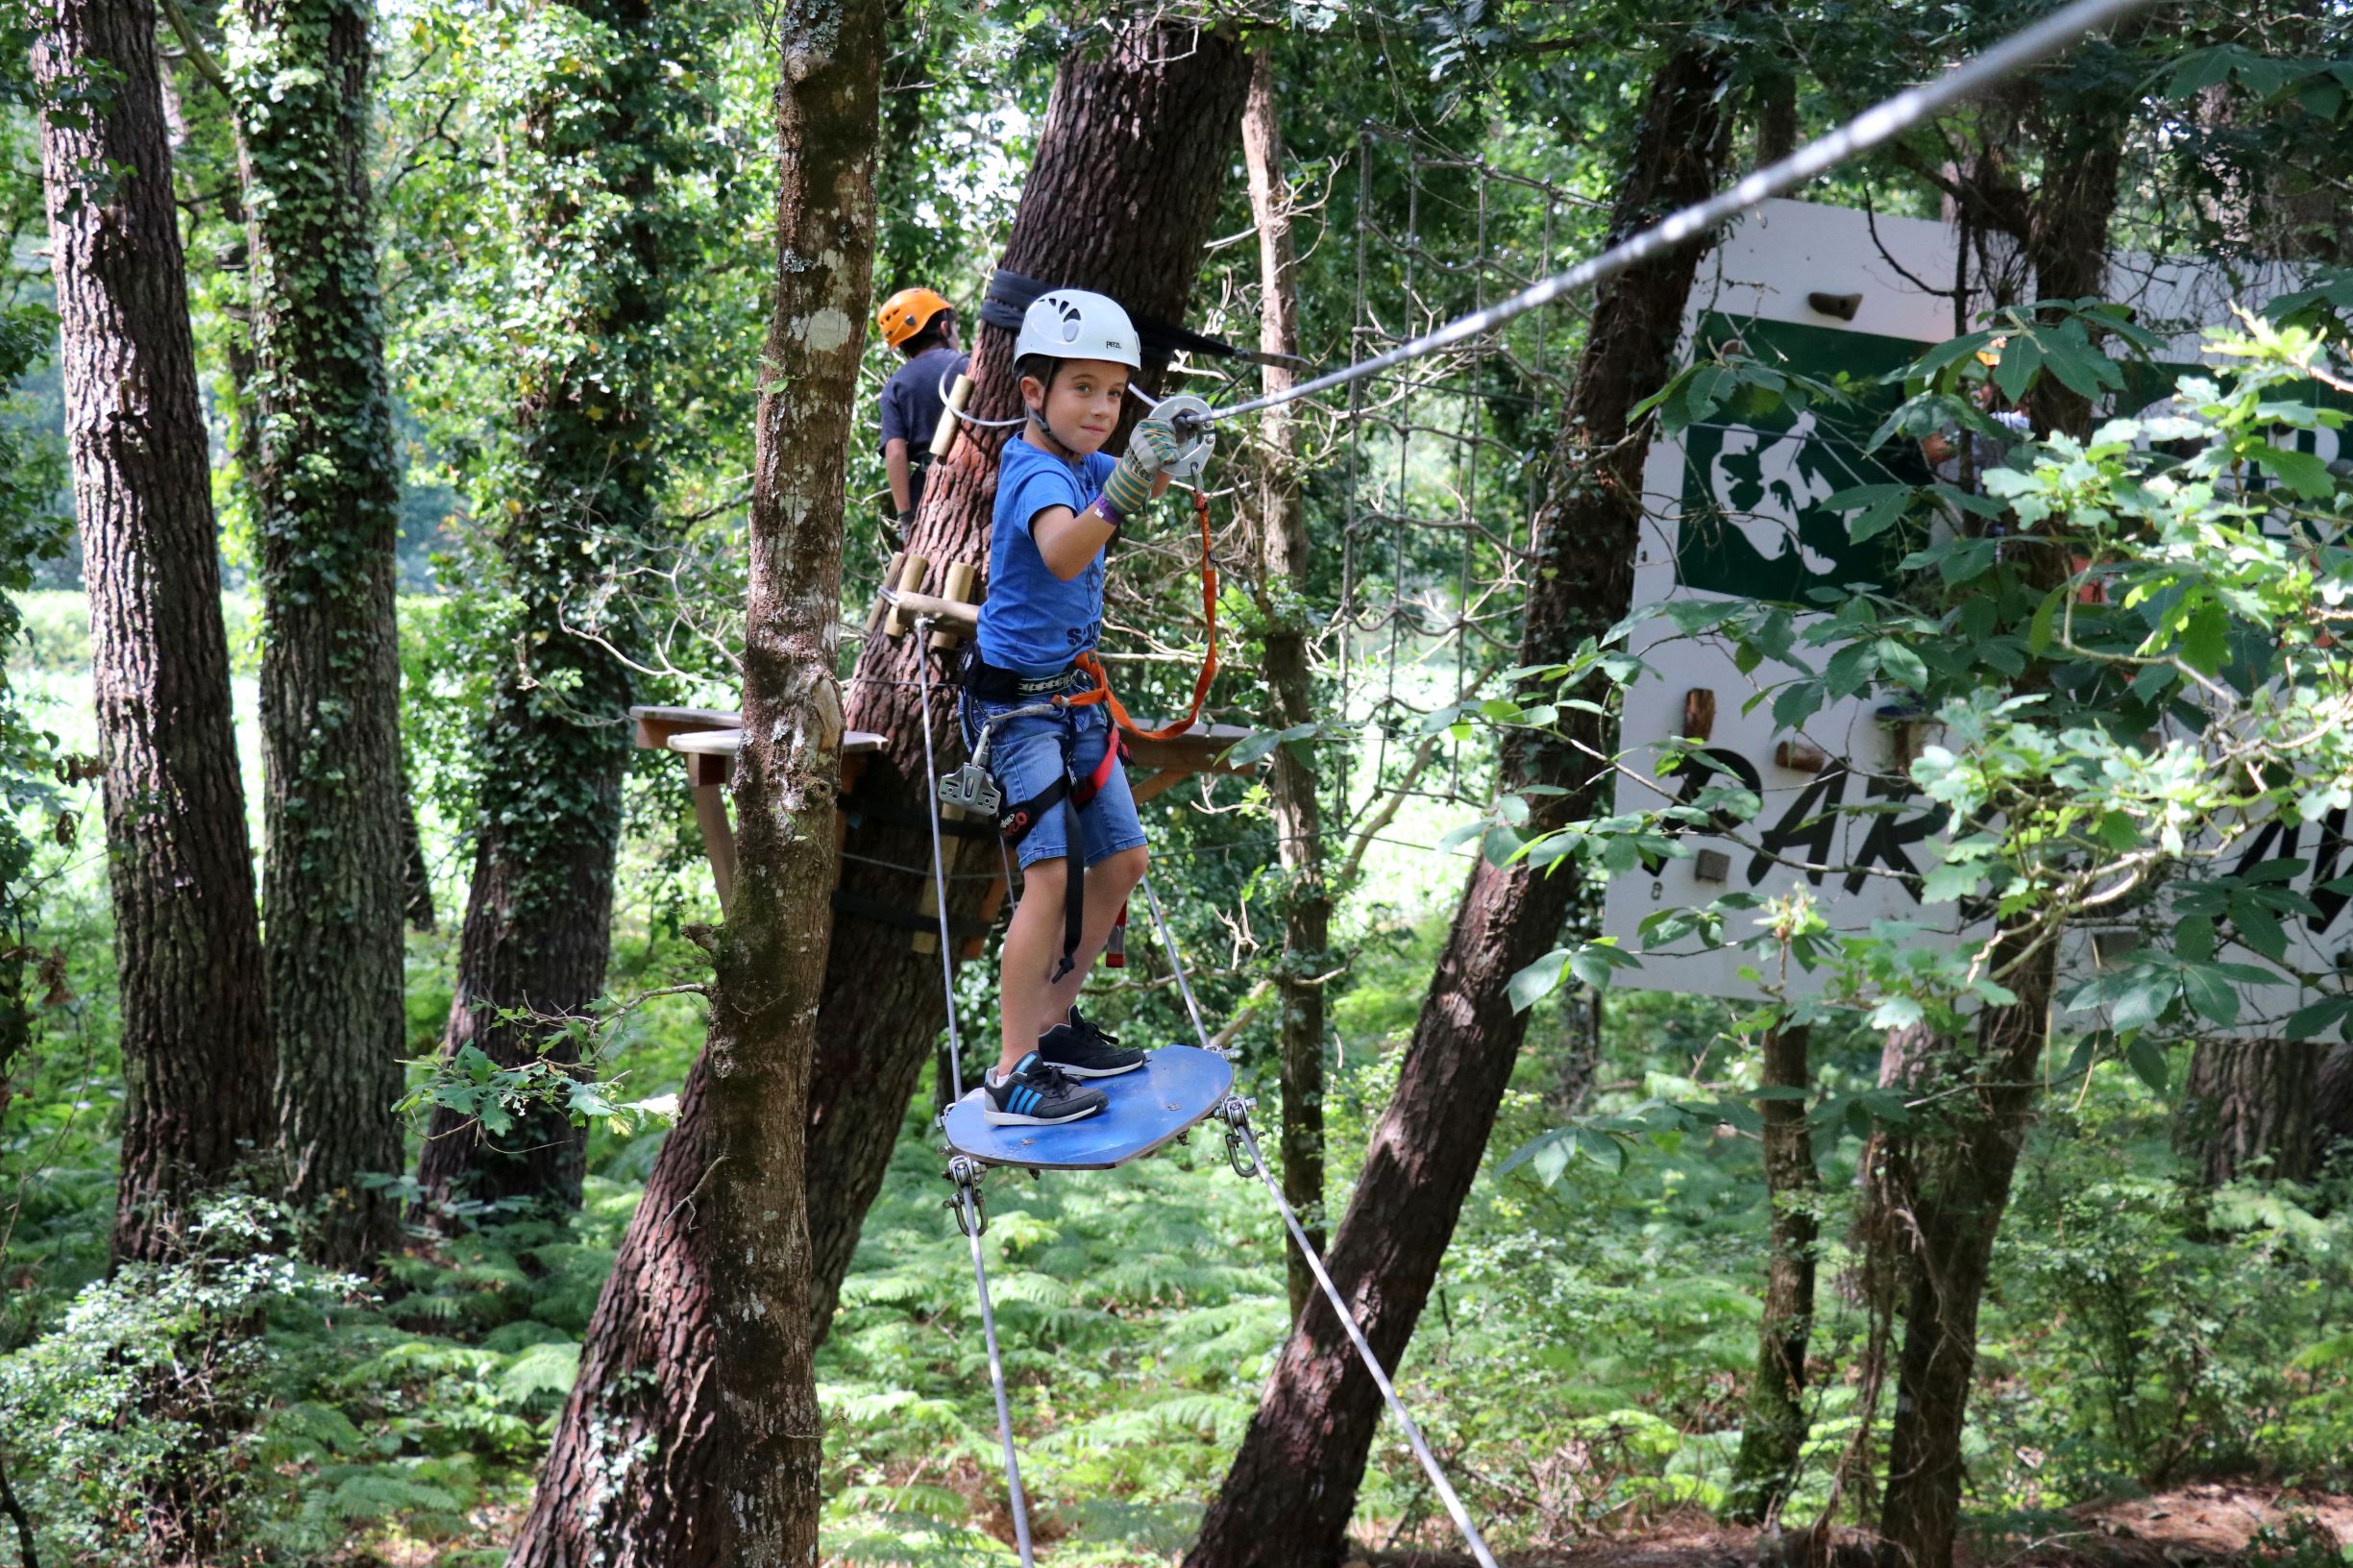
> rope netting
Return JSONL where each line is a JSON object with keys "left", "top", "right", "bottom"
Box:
{"left": 1334, "top": 124, "right": 1593, "bottom": 812}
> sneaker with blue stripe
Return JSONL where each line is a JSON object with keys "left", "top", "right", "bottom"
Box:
{"left": 983, "top": 1051, "right": 1108, "bottom": 1126}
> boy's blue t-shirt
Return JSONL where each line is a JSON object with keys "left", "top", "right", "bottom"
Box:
{"left": 978, "top": 436, "right": 1115, "bottom": 676}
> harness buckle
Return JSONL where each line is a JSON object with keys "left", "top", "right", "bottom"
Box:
{"left": 941, "top": 761, "right": 1001, "bottom": 818}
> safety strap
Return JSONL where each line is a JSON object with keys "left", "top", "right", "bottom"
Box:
{"left": 1066, "top": 487, "right": 1220, "bottom": 744}
{"left": 994, "top": 720, "right": 1128, "bottom": 983}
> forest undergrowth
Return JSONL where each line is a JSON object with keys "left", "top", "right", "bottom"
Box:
{"left": 4, "top": 596, "right": 2352, "bottom": 1566}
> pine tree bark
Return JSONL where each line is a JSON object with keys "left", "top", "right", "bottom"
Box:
{"left": 1728, "top": 1025, "right": 1819, "bottom": 1524}
{"left": 1242, "top": 43, "right": 1330, "bottom": 1326}
{"left": 226, "top": 0, "right": 409, "bottom": 1269}
{"left": 1186, "top": 22, "right": 1752, "bottom": 1566}
{"left": 2179, "top": 1041, "right": 2319, "bottom": 1185}
{"left": 32, "top": 0, "right": 276, "bottom": 1267}
{"left": 413, "top": 0, "right": 689, "bottom": 1222}
{"left": 509, "top": 22, "right": 1245, "bottom": 1561}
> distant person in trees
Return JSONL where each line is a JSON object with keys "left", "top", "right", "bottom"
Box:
{"left": 873, "top": 286, "right": 969, "bottom": 536}
{"left": 959, "top": 289, "right": 1182, "bottom": 1126}
{"left": 1919, "top": 336, "right": 2032, "bottom": 489}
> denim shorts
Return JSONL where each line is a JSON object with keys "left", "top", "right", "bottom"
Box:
{"left": 958, "top": 672, "right": 1147, "bottom": 871}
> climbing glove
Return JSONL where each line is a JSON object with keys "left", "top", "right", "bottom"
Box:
{"left": 1100, "top": 416, "right": 1182, "bottom": 522}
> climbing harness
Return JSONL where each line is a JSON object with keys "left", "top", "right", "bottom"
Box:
{"left": 955, "top": 675, "right": 1129, "bottom": 984}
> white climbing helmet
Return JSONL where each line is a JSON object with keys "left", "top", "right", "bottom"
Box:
{"left": 1015, "top": 288, "right": 1141, "bottom": 371}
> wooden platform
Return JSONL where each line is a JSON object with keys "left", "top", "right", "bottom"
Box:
{"left": 630, "top": 704, "right": 1259, "bottom": 955}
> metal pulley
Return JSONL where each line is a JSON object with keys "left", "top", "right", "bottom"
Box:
{"left": 1152, "top": 393, "right": 1216, "bottom": 482}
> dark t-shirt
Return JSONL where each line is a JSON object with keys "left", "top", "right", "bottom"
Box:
{"left": 878, "top": 345, "right": 970, "bottom": 508}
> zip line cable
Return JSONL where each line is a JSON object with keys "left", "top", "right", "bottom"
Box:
{"left": 1191, "top": 0, "right": 2161, "bottom": 429}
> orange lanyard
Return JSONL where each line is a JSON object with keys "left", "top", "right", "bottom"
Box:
{"left": 1066, "top": 486, "right": 1219, "bottom": 743}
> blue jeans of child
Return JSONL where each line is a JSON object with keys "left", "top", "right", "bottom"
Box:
{"left": 958, "top": 671, "right": 1146, "bottom": 871}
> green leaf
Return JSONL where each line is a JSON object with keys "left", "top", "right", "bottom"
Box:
{"left": 2229, "top": 903, "right": 2289, "bottom": 963}
{"left": 2181, "top": 600, "right": 2229, "bottom": 675}
{"left": 1876, "top": 640, "right": 1929, "bottom": 691}
{"left": 1869, "top": 994, "right": 1924, "bottom": 1031}
{"left": 2110, "top": 974, "right": 2175, "bottom": 1033}
{"left": 1826, "top": 483, "right": 1912, "bottom": 544}
{"left": 2286, "top": 994, "right": 2353, "bottom": 1041}
{"left": 2173, "top": 914, "right": 2216, "bottom": 964}
{"left": 1995, "top": 331, "right": 2045, "bottom": 404}
{"left": 1568, "top": 942, "right": 1634, "bottom": 991}
{"left": 1576, "top": 1127, "right": 1627, "bottom": 1174}
{"left": 2253, "top": 442, "right": 2336, "bottom": 500}
{"left": 2027, "top": 586, "right": 2065, "bottom": 655}
{"left": 1497, "top": 1128, "right": 1575, "bottom": 1185}
{"left": 1772, "top": 679, "right": 1823, "bottom": 730}
{"left": 1507, "top": 949, "right": 1569, "bottom": 1015}
{"left": 2123, "top": 1035, "right": 2170, "bottom": 1097}
{"left": 2178, "top": 962, "right": 2241, "bottom": 1025}
{"left": 1221, "top": 730, "right": 1284, "bottom": 768}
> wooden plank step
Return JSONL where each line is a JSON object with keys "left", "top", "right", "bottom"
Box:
{"left": 662, "top": 727, "right": 885, "bottom": 758}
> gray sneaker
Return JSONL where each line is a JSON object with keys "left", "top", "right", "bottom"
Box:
{"left": 983, "top": 1052, "right": 1108, "bottom": 1125}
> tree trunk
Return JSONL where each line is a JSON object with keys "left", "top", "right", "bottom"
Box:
{"left": 510, "top": 22, "right": 1246, "bottom": 1562}
{"left": 1187, "top": 22, "right": 1751, "bottom": 1566}
{"left": 505, "top": 0, "right": 884, "bottom": 1551}
{"left": 2179, "top": 1041, "right": 2320, "bottom": 1186}
{"left": 1865, "top": 56, "right": 2142, "bottom": 1567}
{"left": 32, "top": 0, "right": 275, "bottom": 1268}
{"left": 400, "top": 753, "right": 436, "bottom": 930}
{"left": 504, "top": 1067, "right": 719, "bottom": 1564}
{"left": 412, "top": 0, "right": 687, "bottom": 1223}
{"left": 1728, "top": 1025, "right": 1819, "bottom": 1524}
{"left": 1875, "top": 940, "right": 2056, "bottom": 1568}
{"left": 226, "top": 0, "right": 409, "bottom": 1270}
{"left": 1242, "top": 43, "right": 1330, "bottom": 1326}
{"left": 2318, "top": 1043, "right": 2353, "bottom": 1164}
{"left": 701, "top": 2, "right": 882, "bottom": 1554}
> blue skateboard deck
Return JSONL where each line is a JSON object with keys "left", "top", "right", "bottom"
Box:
{"left": 943, "top": 1045, "right": 1235, "bottom": 1170}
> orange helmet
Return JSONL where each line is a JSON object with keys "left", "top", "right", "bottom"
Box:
{"left": 876, "top": 286, "right": 953, "bottom": 350}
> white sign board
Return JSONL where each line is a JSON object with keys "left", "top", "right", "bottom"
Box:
{"left": 1602, "top": 200, "right": 2342, "bottom": 1030}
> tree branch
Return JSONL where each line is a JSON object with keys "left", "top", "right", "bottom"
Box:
{"left": 158, "top": 0, "right": 229, "bottom": 99}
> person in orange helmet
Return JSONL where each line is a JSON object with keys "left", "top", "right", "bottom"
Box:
{"left": 874, "top": 286, "right": 969, "bottom": 533}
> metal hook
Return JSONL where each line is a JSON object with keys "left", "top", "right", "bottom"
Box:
{"left": 944, "top": 1156, "right": 989, "bottom": 1237}
{"left": 1218, "top": 1095, "right": 1260, "bottom": 1179}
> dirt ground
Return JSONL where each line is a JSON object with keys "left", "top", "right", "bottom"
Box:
{"left": 1352, "top": 1485, "right": 2353, "bottom": 1568}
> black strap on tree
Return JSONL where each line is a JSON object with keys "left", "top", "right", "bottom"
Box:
{"left": 982, "top": 268, "right": 1247, "bottom": 364}
{"left": 830, "top": 888, "right": 993, "bottom": 944}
